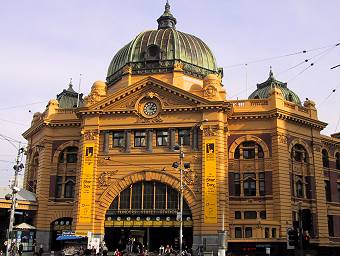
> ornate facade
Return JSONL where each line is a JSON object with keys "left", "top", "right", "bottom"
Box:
{"left": 22, "top": 3, "right": 340, "bottom": 256}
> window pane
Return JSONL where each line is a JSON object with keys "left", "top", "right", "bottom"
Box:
{"left": 235, "top": 211, "right": 241, "bottom": 219}
{"left": 272, "top": 228, "right": 277, "bottom": 238}
{"left": 143, "top": 182, "right": 154, "bottom": 209}
{"left": 265, "top": 228, "right": 270, "bottom": 238}
{"left": 110, "top": 197, "right": 118, "bottom": 209}
{"left": 245, "top": 227, "right": 252, "bottom": 238}
{"left": 64, "top": 181, "right": 75, "bottom": 198}
{"left": 167, "top": 186, "right": 178, "bottom": 209}
{"left": 131, "top": 183, "right": 142, "bottom": 209}
{"left": 156, "top": 130, "right": 168, "bottom": 146}
{"left": 113, "top": 131, "right": 125, "bottom": 147}
{"left": 155, "top": 183, "right": 166, "bottom": 209}
{"left": 235, "top": 227, "right": 242, "bottom": 238}
{"left": 134, "top": 131, "right": 146, "bottom": 147}
{"left": 179, "top": 129, "right": 190, "bottom": 146}
{"left": 120, "top": 188, "right": 130, "bottom": 209}
{"left": 244, "top": 211, "right": 257, "bottom": 219}
{"left": 260, "top": 211, "right": 266, "bottom": 219}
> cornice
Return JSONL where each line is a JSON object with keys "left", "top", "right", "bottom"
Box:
{"left": 229, "top": 108, "right": 327, "bottom": 130}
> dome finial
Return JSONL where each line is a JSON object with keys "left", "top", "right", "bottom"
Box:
{"left": 157, "top": 0, "right": 177, "bottom": 29}
{"left": 269, "top": 66, "right": 273, "bottom": 78}
{"left": 68, "top": 78, "right": 73, "bottom": 89}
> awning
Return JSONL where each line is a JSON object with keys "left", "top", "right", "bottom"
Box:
{"left": 56, "top": 235, "right": 85, "bottom": 241}
{"left": 14, "top": 223, "right": 36, "bottom": 230}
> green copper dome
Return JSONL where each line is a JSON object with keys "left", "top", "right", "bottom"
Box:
{"left": 106, "top": 2, "right": 219, "bottom": 85}
{"left": 249, "top": 69, "right": 301, "bottom": 105}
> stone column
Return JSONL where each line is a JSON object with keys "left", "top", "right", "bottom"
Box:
{"left": 125, "top": 130, "right": 131, "bottom": 153}
{"left": 146, "top": 129, "right": 153, "bottom": 152}
{"left": 35, "top": 140, "right": 53, "bottom": 251}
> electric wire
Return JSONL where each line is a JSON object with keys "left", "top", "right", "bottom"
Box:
{"left": 0, "top": 100, "right": 49, "bottom": 111}
{"left": 223, "top": 41, "right": 339, "bottom": 69}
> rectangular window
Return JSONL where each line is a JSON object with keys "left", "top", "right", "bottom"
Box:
{"left": 260, "top": 211, "right": 266, "bottom": 219}
{"left": 134, "top": 131, "right": 146, "bottom": 147}
{"left": 178, "top": 129, "right": 190, "bottom": 146}
{"left": 56, "top": 176, "right": 63, "bottom": 198}
{"left": 244, "top": 173, "right": 256, "bottom": 196}
{"left": 234, "top": 173, "right": 241, "bottom": 196}
{"left": 156, "top": 130, "right": 169, "bottom": 146}
{"left": 325, "top": 180, "right": 331, "bottom": 202}
{"left": 272, "top": 228, "right": 277, "bottom": 238}
{"left": 259, "top": 172, "right": 265, "bottom": 196}
{"left": 235, "top": 211, "right": 242, "bottom": 219}
{"left": 265, "top": 228, "right": 270, "bottom": 238}
{"left": 112, "top": 131, "right": 125, "bottom": 147}
{"left": 64, "top": 176, "right": 75, "bottom": 198}
{"left": 66, "top": 153, "right": 77, "bottom": 163}
{"left": 235, "top": 227, "right": 242, "bottom": 238}
{"left": 244, "top": 211, "right": 257, "bottom": 219}
{"left": 245, "top": 227, "right": 252, "bottom": 238}
{"left": 328, "top": 215, "right": 334, "bottom": 236}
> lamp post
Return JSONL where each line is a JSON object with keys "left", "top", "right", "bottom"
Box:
{"left": 172, "top": 144, "right": 190, "bottom": 255}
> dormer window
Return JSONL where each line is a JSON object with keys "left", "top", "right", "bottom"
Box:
{"left": 145, "top": 44, "right": 161, "bottom": 61}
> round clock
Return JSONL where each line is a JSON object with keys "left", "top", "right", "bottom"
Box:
{"left": 143, "top": 101, "right": 158, "bottom": 116}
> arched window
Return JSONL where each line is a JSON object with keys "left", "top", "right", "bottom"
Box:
{"left": 322, "top": 149, "right": 329, "bottom": 168}
{"left": 234, "top": 141, "right": 264, "bottom": 159}
{"left": 291, "top": 144, "right": 308, "bottom": 163}
{"left": 336, "top": 152, "right": 340, "bottom": 170}
{"left": 296, "top": 179, "right": 304, "bottom": 198}
{"left": 59, "top": 146, "right": 78, "bottom": 163}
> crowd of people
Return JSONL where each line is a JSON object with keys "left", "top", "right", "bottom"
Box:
{"left": 0, "top": 240, "right": 43, "bottom": 256}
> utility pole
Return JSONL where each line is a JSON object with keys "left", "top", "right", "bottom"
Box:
{"left": 6, "top": 146, "right": 25, "bottom": 256}
{"left": 179, "top": 145, "right": 184, "bottom": 255}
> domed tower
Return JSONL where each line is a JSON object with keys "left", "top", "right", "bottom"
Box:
{"left": 106, "top": 1, "right": 223, "bottom": 94}
{"left": 248, "top": 68, "right": 301, "bottom": 105}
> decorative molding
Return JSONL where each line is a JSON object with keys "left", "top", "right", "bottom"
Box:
{"left": 278, "top": 134, "right": 288, "bottom": 144}
{"left": 83, "top": 130, "right": 99, "bottom": 140}
{"left": 98, "top": 170, "right": 119, "bottom": 187}
{"left": 135, "top": 113, "right": 163, "bottom": 123}
{"left": 203, "top": 126, "right": 218, "bottom": 137}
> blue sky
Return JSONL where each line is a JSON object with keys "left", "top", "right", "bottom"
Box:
{"left": 0, "top": 0, "right": 339, "bottom": 186}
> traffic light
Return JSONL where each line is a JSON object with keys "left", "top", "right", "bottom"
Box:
{"left": 287, "top": 228, "right": 298, "bottom": 250}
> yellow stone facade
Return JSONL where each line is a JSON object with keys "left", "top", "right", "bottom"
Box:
{"left": 22, "top": 3, "right": 340, "bottom": 255}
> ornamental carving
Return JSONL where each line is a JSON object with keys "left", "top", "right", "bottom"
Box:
{"left": 135, "top": 114, "right": 163, "bottom": 123}
{"left": 122, "top": 65, "right": 132, "bottom": 75}
{"left": 278, "top": 134, "right": 288, "bottom": 144}
{"left": 98, "top": 170, "right": 119, "bottom": 187}
{"left": 194, "top": 173, "right": 202, "bottom": 193}
{"left": 173, "top": 61, "right": 184, "bottom": 71}
{"left": 183, "top": 169, "right": 194, "bottom": 186}
{"left": 202, "top": 85, "right": 217, "bottom": 98}
{"left": 203, "top": 126, "right": 218, "bottom": 137}
{"left": 313, "top": 145, "right": 321, "bottom": 152}
{"left": 83, "top": 130, "right": 99, "bottom": 140}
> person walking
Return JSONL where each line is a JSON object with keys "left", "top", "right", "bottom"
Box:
{"left": 18, "top": 243, "right": 23, "bottom": 256}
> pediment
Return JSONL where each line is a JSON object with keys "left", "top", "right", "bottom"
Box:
{"left": 87, "top": 77, "right": 212, "bottom": 113}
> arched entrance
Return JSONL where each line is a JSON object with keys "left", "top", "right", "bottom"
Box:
{"left": 104, "top": 181, "right": 193, "bottom": 252}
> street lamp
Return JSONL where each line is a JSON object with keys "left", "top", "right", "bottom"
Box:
{"left": 6, "top": 147, "right": 25, "bottom": 256}
{"left": 172, "top": 144, "right": 190, "bottom": 255}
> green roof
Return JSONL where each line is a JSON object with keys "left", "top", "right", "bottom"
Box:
{"left": 249, "top": 69, "right": 301, "bottom": 105}
{"left": 106, "top": 2, "right": 218, "bottom": 85}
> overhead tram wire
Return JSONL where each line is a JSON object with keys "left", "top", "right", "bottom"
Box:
{"left": 0, "top": 100, "right": 49, "bottom": 111}
{"left": 223, "top": 41, "right": 339, "bottom": 69}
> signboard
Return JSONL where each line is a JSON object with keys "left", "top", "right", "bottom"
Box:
{"left": 204, "top": 139, "right": 217, "bottom": 224}
{"left": 78, "top": 143, "right": 95, "bottom": 223}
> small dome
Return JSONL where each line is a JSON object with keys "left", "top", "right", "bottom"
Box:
{"left": 249, "top": 69, "right": 301, "bottom": 105}
{"left": 106, "top": 2, "right": 218, "bottom": 86}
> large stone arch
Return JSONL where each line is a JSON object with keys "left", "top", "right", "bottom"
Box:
{"left": 229, "top": 135, "right": 270, "bottom": 159}
{"left": 49, "top": 209, "right": 73, "bottom": 224}
{"left": 52, "top": 141, "right": 79, "bottom": 164}
{"left": 288, "top": 138, "right": 312, "bottom": 162}
{"left": 94, "top": 170, "right": 198, "bottom": 234}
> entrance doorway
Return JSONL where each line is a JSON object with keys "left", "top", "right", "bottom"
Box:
{"left": 104, "top": 227, "right": 193, "bottom": 252}
{"left": 104, "top": 181, "right": 193, "bottom": 252}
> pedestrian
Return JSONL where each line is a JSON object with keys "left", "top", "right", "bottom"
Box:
{"left": 102, "top": 244, "right": 108, "bottom": 256}
{"left": 38, "top": 244, "right": 43, "bottom": 256}
{"left": 18, "top": 243, "right": 23, "bottom": 256}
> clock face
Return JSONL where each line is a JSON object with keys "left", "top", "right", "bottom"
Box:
{"left": 143, "top": 102, "right": 158, "bottom": 116}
